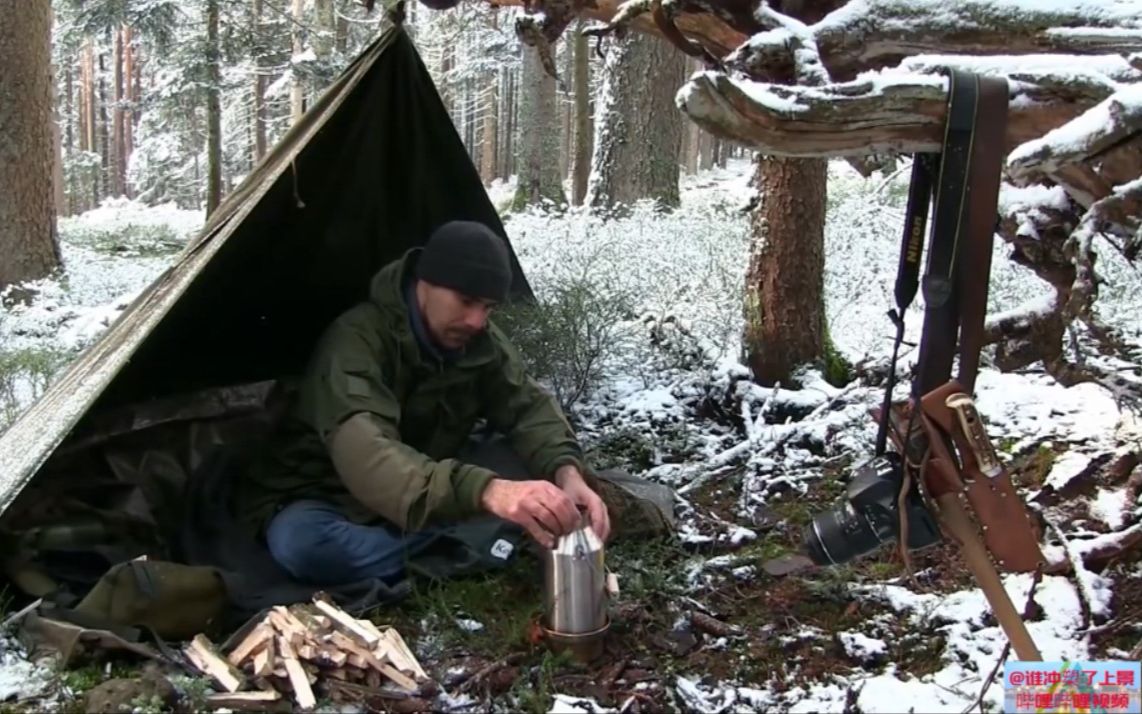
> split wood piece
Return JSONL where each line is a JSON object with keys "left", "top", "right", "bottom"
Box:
{"left": 228, "top": 622, "right": 275, "bottom": 667}
{"left": 329, "top": 631, "right": 418, "bottom": 692}
{"left": 205, "top": 690, "right": 282, "bottom": 711}
{"left": 277, "top": 635, "right": 317, "bottom": 709}
{"left": 319, "top": 645, "right": 348, "bottom": 667}
{"left": 313, "top": 598, "right": 380, "bottom": 648}
{"left": 353, "top": 618, "right": 407, "bottom": 671}
{"left": 269, "top": 606, "right": 311, "bottom": 647}
{"left": 185, "top": 634, "right": 246, "bottom": 693}
{"left": 380, "top": 628, "right": 427, "bottom": 681}
{"left": 252, "top": 639, "right": 275, "bottom": 678}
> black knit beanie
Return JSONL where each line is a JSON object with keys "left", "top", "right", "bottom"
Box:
{"left": 416, "top": 221, "right": 513, "bottom": 302}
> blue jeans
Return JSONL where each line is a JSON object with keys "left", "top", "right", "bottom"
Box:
{"left": 266, "top": 499, "right": 440, "bottom": 585}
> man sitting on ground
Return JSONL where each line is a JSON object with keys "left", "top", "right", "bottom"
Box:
{"left": 238, "top": 220, "right": 611, "bottom": 586}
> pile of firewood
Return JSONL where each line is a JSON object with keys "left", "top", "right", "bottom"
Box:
{"left": 182, "top": 594, "right": 429, "bottom": 710}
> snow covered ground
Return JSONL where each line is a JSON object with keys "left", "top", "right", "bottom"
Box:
{"left": 1, "top": 159, "right": 1140, "bottom": 712}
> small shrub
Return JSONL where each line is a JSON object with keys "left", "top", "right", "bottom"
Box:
{"left": 0, "top": 346, "right": 76, "bottom": 433}
{"left": 495, "top": 271, "right": 637, "bottom": 412}
{"left": 585, "top": 426, "right": 657, "bottom": 472}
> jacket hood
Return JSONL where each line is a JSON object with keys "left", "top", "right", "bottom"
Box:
{"left": 368, "top": 248, "right": 419, "bottom": 314}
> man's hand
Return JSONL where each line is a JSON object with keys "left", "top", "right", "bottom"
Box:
{"left": 480, "top": 478, "right": 581, "bottom": 549}
{"left": 555, "top": 465, "right": 611, "bottom": 542}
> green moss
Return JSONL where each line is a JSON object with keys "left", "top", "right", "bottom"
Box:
{"left": 821, "top": 330, "right": 853, "bottom": 387}
{"left": 1023, "top": 444, "right": 1059, "bottom": 487}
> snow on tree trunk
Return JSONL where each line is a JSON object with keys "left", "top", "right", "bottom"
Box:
{"left": 512, "top": 47, "right": 566, "bottom": 209}
{"left": 315, "top": 0, "right": 335, "bottom": 58}
{"left": 480, "top": 74, "right": 499, "bottom": 185}
{"left": 253, "top": 0, "right": 268, "bottom": 163}
{"left": 743, "top": 155, "right": 828, "bottom": 387}
{"left": 206, "top": 0, "right": 222, "bottom": 215}
{"left": 0, "top": 0, "right": 61, "bottom": 293}
{"left": 586, "top": 32, "right": 685, "bottom": 212}
{"left": 290, "top": 0, "right": 305, "bottom": 124}
{"left": 570, "top": 21, "right": 592, "bottom": 205}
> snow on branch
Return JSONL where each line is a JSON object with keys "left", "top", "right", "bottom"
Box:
{"left": 675, "top": 60, "right": 1120, "bottom": 158}
{"left": 806, "top": 0, "right": 1142, "bottom": 81}
{"left": 1007, "top": 84, "right": 1142, "bottom": 182}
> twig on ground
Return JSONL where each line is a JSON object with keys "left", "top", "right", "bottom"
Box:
{"left": 457, "top": 653, "right": 527, "bottom": 695}
{"left": 1045, "top": 518, "right": 1095, "bottom": 628}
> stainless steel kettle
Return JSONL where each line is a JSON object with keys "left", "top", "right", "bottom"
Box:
{"left": 543, "top": 514, "right": 608, "bottom": 637}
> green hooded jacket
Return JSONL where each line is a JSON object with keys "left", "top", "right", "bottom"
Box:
{"left": 238, "top": 249, "right": 586, "bottom": 535}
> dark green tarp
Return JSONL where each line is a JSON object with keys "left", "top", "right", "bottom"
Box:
{"left": 0, "top": 23, "right": 537, "bottom": 626}
{"left": 95, "top": 25, "right": 532, "bottom": 413}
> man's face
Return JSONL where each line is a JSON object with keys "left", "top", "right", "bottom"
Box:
{"left": 416, "top": 280, "right": 496, "bottom": 350}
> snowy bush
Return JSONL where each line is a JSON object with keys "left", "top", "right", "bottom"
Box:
{"left": 0, "top": 347, "right": 75, "bottom": 431}
{"left": 506, "top": 161, "right": 754, "bottom": 368}
{"left": 59, "top": 197, "right": 203, "bottom": 258}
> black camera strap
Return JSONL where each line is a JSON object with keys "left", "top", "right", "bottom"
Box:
{"left": 875, "top": 153, "right": 936, "bottom": 455}
{"left": 875, "top": 69, "right": 1009, "bottom": 454}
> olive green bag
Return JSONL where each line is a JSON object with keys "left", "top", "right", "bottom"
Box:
{"left": 69, "top": 559, "right": 229, "bottom": 641}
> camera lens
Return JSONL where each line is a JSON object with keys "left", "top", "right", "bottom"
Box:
{"left": 804, "top": 501, "right": 890, "bottom": 566}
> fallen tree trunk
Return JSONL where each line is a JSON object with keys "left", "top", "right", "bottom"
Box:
{"left": 675, "top": 68, "right": 1116, "bottom": 158}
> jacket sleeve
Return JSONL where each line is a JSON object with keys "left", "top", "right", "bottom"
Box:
{"left": 481, "top": 326, "right": 588, "bottom": 480}
{"left": 301, "top": 318, "right": 496, "bottom": 531}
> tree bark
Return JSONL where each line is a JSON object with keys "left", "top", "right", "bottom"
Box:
{"left": 290, "top": 0, "right": 306, "bottom": 124}
{"left": 512, "top": 46, "right": 566, "bottom": 209}
{"left": 51, "top": 43, "right": 67, "bottom": 218}
{"left": 98, "top": 42, "right": 110, "bottom": 203}
{"left": 0, "top": 0, "right": 62, "bottom": 292}
{"left": 81, "top": 40, "right": 95, "bottom": 155}
{"left": 253, "top": 0, "right": 268, "bottom": 163}
{"left": 205, "top": 0, "right": 223, "bottom": 215}
{"left": 315, "top": 0, "right": 335, "bottom": 59}
{"left": 743, "top": 155, "right": 828, "bottom": 386}
{"left": 499, "top": 67, "right": 514, "bottom": 180}
{"left": 122, "top": 25, "right": 135, "bottom": 197}
{"left": 111, "top": 26, "right": 125, "bottom": 197}
{"left": 569, "top": 20, "right": 592, "bottom": 205}
{"left": 586, "top": 31, "right": 685, "bottom": 212}
{"left": 560, "top": 40, "right": 573, "bottom": 180}
{"left": 480, "top": 74, "right": 499, "bottom": 184}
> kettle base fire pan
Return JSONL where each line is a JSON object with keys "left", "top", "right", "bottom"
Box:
{"left": 540, "top": 617, "right": 611, "bottom": 663}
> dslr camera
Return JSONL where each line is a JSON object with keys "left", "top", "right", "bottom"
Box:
{"left": 803, "top": 452, "right": 941, "bottom": 566}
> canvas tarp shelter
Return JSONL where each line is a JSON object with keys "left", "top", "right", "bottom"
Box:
{"left": 0, "top": 23, "right": 537, "bottom": 629}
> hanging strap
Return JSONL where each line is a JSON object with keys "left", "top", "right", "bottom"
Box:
{"left": 876, "top": 69, "right": 1009, "bottom": 453}
{"left": 953, "top": 75, "right": 1009, "bottom": 393}
{"left": 875, "top": 153, "right": 936, "bottom": 455}
{"left": 913, "top": 69, "right": 980, "bottom": 397}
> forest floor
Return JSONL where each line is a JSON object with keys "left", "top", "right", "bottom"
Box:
{"left": 1, "top": 160, "right": 1140, "bottom": 713}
